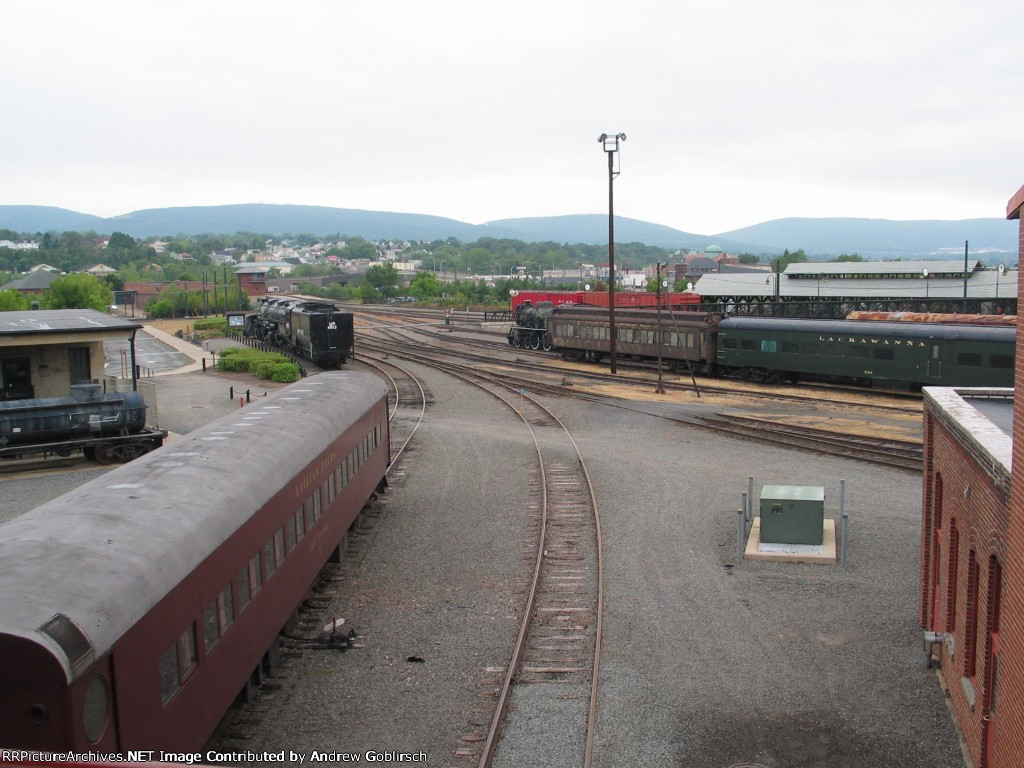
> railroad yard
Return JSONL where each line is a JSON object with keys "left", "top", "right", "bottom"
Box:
{"left": 1, "top": 306, "right": 967, "bottom": 767}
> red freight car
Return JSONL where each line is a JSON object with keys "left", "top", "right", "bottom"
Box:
{"left": 509, "top": 290, "right": 699, "bottom": 312}
{"left": 0, "top": 373, "right": 390, "bottom": 751}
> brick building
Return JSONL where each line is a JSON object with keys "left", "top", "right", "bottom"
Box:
{"left": 996, "top": 185, "right": 1024, "bottom": 766}
{"left": 919, "top": 183, "right": 1024, "bottom": 767}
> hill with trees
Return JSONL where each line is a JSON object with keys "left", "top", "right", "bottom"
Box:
{"left": 0, "top": 203, "right": 1017, "bottom": 261}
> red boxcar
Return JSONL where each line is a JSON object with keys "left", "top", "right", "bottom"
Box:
{"left": 510, "top": 290, "right": 699, "bottom": 311}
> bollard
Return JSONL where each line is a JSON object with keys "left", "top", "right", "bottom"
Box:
{"left": 246, "top": 389, "right": 251, "bottom": 403}
{"left": 202, "top": 358, "right": 206, "bottom": 372}
{"left": 239, "top": 397, "right": 244, "bottom": 408}
{"left": 736, "top": 508, "right": 745, "bottom": 563}
{"left": 748, "top": 476, "right": 754, "bottom": 521}
{"left": 229, "top": 386, "right": 234, "bottom": 400}
{"left": 840, "top": 479, "right": 849, "bottom": 566}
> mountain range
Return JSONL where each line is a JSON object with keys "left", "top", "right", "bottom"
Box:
{"left": 0, "top": 203, "right": 1017, "bottom": 261}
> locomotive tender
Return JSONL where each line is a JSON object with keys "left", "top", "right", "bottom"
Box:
{"left": 0, "top": 372, "right": 390, "bottom": 751}
{"left": 242, "top": 298, "right": 355, "bottom": 367}
{"left": 538, "top": 304, "right": 1015, "bottom": 388}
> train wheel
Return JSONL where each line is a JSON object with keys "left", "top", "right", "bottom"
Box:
{"left": 94, "top": 444, "right": 115, "bottom": 465}
{"left": 529, "top": 335, "right": 541, "bottom": 350}
{"left": 542, "top": 335, "right": 553, "bottom": 352}
{"left": 110, "top": 442, "right": 151, "bottom": 462}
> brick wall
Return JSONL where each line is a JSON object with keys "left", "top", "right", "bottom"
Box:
{"left": 922, "top": 397, "right": 1010, "bottom": 766}
{"left": 995, "top": 187, "right": 1024, "bottom": 767}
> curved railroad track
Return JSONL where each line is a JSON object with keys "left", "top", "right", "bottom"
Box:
{"left": 354, "top": 348, "right": 606, "bottom": 768}
{"left": 356, "top": 330, "right": 924, "bottom": 472}
{"left": 349, "top": 306, "right": 924, "bottom": 415}
{"left": 215, "top": 355, "right": 430, "bottom": 745}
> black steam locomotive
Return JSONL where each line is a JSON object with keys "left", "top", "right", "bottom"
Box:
{"left": 507, "top": 300, "right": 556, "bottom": 350}
{"left": 239, "top": 298, "right": 355, "bottom": 367}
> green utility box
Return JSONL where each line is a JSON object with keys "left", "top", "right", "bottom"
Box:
{"left": 760, "top": 485, "right": 825, "bottom": 545}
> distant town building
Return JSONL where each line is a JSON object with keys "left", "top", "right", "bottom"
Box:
{"left": 0, "top": 269, "right": 59, "bottom": 294}
{"left": 85, "top": 263, "right": 117, "bottom": 276}
{"left": 0, "top": 240, "right": 40, "bottom": 250}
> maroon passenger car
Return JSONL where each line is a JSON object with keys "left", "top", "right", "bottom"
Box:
{"left": 0, "top": 372, "right": 389, "bottom": 750}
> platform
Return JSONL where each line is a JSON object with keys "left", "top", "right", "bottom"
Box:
{"left": 744, "top": 516, "right": 837, "bottom": 564}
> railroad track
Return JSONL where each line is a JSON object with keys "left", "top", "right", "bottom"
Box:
{"left": 692, "top": 413, "right": 924, "bottom": 472}
{"left": 351, "top": 309, "right": 924, "bottom": 415}
{"left": 356, "top": 334, "right": 924, "bottom": 472}
{"left": 354, "top": 348, "right": 605, "bottom": 768}
{"left": 216, "top": 355, "right": 429, "bottom": 745}
{"left": 351, "top": 355, "right": 430, "bottom": 479}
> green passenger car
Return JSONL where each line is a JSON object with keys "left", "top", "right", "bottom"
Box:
{"left": 716, "top": 317, "right": 1015, "bottom": 388}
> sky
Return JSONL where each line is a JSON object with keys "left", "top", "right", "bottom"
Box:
{"left": 2, "top": 0, "right": 1021, "bottom": 236}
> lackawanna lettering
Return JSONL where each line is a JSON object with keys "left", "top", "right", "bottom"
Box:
{"left": 295, "top": 450, "right": 337, "bottom": 498}
{"left": 818, "top": 335, "right": 927, "bottom": 347}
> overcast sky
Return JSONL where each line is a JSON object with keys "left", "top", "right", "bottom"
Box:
{"left": 2, "top": 1, "right": 1020, "bottom": 235}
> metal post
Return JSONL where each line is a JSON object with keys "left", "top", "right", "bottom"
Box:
{"left": 741, "top": 492, "right": 748, "bottom": 525}
{"left": 737, "top": 507, "right": 746, "bottom": 562}
{"left": 599, "top": 132, "right": 625, "bottom": 374}
{"left": 607, "top": 144, "right": 617, "bottom": 374}
{"left": 655, "top": 262, "right": 665, "bottom": 393}
{"left": 748, "top": 476, "right": 754, "bottom": 521}
{"left": 839, "top": 479, "right": 848, "bottom": 566}
{"left": 963, "top": 240, "right": 969, "bottom": 311}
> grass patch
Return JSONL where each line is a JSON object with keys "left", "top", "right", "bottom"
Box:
{"left": 192, "top": 317, "right": 228, "bottom": 333}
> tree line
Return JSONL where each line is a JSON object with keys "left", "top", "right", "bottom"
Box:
{"left": 0, "top": 227, "right": 867, "bottom": 312}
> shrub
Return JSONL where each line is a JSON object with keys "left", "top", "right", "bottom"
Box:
{"left": 217, "top": 347, "right": 301, "bottom": 382}
{"left": 193, "top": 318, "right": 227, "bottom": 333}
{"left": 270, "top": 363, "right": 301, "bottom": 382}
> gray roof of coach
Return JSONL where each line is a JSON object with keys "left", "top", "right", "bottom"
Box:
{"left": 718, "top": 316, "right": 1017, "bottom": 342}
{"left": 0, "top": 372, "right": 388, "bottom": 683}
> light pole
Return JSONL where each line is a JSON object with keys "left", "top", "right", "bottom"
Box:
{"left": 599, "top": 132, "right": 626, "bottom": 373}
{"left": 922, "top": 268, "right": 930, "bottom": 302}
{"left": 655, "top": 262, "right": 665, "bottom": 394}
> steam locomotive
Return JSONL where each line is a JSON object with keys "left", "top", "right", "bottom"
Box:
{"left": 237, "top": 298, "right": 355, "bottom": 367}
{"left": 507, "top": 300, "right": 556, "bottom": 350}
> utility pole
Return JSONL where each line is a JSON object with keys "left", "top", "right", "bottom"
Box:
{"left": 655, "top": 262, "right": 665, "bottom": 394}
{"left": 963, "top": 240, "right": 969, "bottom": 311}
{"left": 598, "top": 132, "right": 626, "bottom": 373}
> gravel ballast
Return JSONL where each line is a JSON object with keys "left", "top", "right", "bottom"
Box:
{"left": 0, "top": 359, "right": 965, "bottom": 767}
{"left": 223, "top": 367, "right": 963, "bottom": 767}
